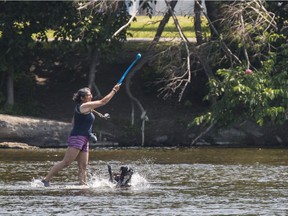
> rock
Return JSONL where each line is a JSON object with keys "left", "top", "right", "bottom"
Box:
{"left": 0, "top": 114, "right": 71, "bottom": 147}
{"left": 0, "top": 142, "right": 39, "bottom": 149}
{"left": 207, "top": 121, "right": 288, "bottom": 146}
{"left": 1, "top": 114, "right": 287, "bottom": 147}
{"left": 215, "top": 128, "right": 247, "bottom": 145}
{"left": 153, "top": 135, "right": 168, "bottom": 143}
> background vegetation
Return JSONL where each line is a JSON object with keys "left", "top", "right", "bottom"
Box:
{"left": 0, "top": 0, "right": 287, "bottom": 146}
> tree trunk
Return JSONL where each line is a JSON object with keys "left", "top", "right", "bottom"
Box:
{"left": 194, "top": 0, "right": 203, "bottom": 45}
{"left": 5, "top": 68, "right": 14, "bottom": 107}
{"left": 205, "top": 1, "right": 222, "bottom": 40}
{"left": 150, "top": 0, "right": 178, "bottom": 47}
{"left": 88, "top": 47, "right": 102, "bottom": 97}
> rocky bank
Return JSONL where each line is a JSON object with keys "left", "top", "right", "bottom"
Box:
{"left": 1, "top": 114, "right": 287, "bottom": 149}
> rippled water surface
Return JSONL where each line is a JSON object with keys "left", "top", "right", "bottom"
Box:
{"left": 1, "top": 147, "right": 288, "bottom": 215}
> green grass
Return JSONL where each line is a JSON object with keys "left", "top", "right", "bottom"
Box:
{"left": 46, "top": 30, "right": 54, "bottom": 39}
{"left": 28, "top": 16, "right": 210, "bottom": 40}
{"left": 127, "top": 16, "right": 209, "bottom": 38}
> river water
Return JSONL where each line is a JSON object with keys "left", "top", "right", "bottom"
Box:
{"left": 1, "top": 147, "right": 288, "bottom": 216}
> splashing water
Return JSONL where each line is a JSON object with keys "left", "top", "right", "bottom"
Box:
{"left": 30, "top": 164, "right": 150, "bottom": 191}
{"left": 130, "top": 173, "right": 149, "bottom": 188}
{"left": 30, "top": 178, "right": 45, "bottom": 188}
{"left": 87, "top": 170, "right": 150, "bottom": 190}
{"left": 87, "top": 175, "right": 114, "bottom": 189}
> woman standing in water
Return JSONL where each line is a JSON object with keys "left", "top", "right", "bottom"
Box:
{"left": 42, "top": 84, "right": 121, "bottom": 186}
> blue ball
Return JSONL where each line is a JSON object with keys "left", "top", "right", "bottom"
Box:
{"left": 136, "top": 53, "right": 141, "bottom": 59}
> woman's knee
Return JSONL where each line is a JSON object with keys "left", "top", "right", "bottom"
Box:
{"left": 62, "top": 159, "right": 73, "bottom": 167}
{"left": 76, "top": 152, "right": 89, "bottom": 171}
{"left": 78, "top": 162, "right": 88, "bottom": 171}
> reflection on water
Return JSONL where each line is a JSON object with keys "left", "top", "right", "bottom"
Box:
{"left": 0, "top": 147, "right": 288, "bottom": 215}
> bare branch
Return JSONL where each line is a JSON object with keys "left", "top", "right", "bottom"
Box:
{"left": 77, "top": 0, "right": 120, "bottom": 12}
{"left": 219, "top": 0, "right": 277, "bottom": 68}
{"left": 122, "top": 0, "right": 179, "bottom": 146}
{"left": 153, "top": 0, "right": 193, "bottom": 102}
{"left": 191, "top": 122, "right": 215, "bottom": 146}
{"left": 199, "top": 2, "right": 242, "bottom": 65}
{"left": 112, "top": 0, "right": 147, "bottom": 39}
{"left": 240, "top": 13, "right": 251, "bottom": 69}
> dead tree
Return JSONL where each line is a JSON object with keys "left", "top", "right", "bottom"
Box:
{"left": 112, "top": 0, "right": 178, "bottom": 146}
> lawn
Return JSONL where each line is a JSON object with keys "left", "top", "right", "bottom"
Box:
{"left": 127, "top": 16, "right": 209, "bottom": 38}
{"left": 44, "top": 16, "right": 209, "bottom": 40}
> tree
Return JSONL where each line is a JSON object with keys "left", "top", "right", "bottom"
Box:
{"left": 0, "top": 1, "right": 130, "bottom": 110}
{"left": 76, "top": 1, "right": 130, "bottom": 96}
{"left": 193, "top": 0, "right": 287, "bottom": 130}
{"left": 0, "top": 1, "right": 77, "bottom": 108}
{"left": 117, "top": 0, "right": 287, "bottom": 144}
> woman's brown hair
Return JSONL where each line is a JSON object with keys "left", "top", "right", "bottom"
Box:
{"left": 72, "top": 87, "right": 90, "bottom": 104}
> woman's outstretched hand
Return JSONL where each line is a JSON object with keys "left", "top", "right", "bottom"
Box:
{"left": 112, "top": 84, "right": 121, "bottom": 93}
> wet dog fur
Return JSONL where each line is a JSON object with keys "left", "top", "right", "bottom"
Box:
{"left": 107, "top": 164, "right": 133, "bottom": 188}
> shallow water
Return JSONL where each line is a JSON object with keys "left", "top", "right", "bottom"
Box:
{"left": 1, "top": 147, "right": 288, "bottom": 215}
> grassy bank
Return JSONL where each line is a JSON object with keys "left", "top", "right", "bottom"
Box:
{"left": 44, "top": 16, "right": 208, "bottom": 40}
{"left": 127, "top": 16, "right": 209, "bottom": 38}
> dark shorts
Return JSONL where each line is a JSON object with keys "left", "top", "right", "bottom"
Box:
{"left": 67, "top": 136, "right": 89, "bottom": 152}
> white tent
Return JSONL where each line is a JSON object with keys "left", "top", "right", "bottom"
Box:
{"left": 126, "top": 0, "right": 199, "bottom": 16}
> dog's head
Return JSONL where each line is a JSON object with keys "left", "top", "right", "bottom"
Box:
{"left": 120, "top": 166, "right": 133, "bottom": 176}
{"left": 108, "top": 165, "right": 133, "bottom": 187}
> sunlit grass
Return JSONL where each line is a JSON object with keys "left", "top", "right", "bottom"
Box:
{"left": 127, "top": 16, "right": 209, "bottom": 38}
{"left": 46, "top": 30, "right": 54, "bottom": 39}
{"left": 30, "top": 30, "right": 52, "bottom": 41}
{"left": 6, "top": 16, "right": 209, "bottom": 40}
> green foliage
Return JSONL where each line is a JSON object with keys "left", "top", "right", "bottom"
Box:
{"left": 0, "top": 1, "right": 76, "bottom": 107}
{"left": 194, "top": 44, "right": 288, "bottom": 126}
{"left": 62, "top": 2, "right": 130, "bottom": 63}
{"left": 0, "top": 1, "right": 130, "bottom": 108}
{"left": 192, "top": 1, "right": 288, "bottom": 128}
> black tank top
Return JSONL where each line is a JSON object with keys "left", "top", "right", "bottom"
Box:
{"left": 70, "top": 104, "right": 95, "bottom": 136}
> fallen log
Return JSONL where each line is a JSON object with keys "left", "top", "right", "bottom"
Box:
{"left": 0, "top": 114, "right": 71, "bottom": 148}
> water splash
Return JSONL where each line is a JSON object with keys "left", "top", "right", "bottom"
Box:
{"left": 88, "top": 175, "right": 114, "bottom": 189}
{"left": 87, "top": 171, "right": 150, "bottom": 190}
{"left": 30, "top": 167, "right": 150, "bottom": 190}
{"left": 130, "top": 173, "right": 149, "bottom": 188}
{"left": 30, "top": 178, "right": 45, "bottom": 188}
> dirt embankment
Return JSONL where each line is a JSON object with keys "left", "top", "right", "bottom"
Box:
{"left": 1, "top": 48, "right": 287, "bottom": 148}
{"left": 27, "top": 50, "right": 201, "bottom": 147}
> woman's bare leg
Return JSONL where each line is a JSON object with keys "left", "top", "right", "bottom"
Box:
{"left": 44, "top": 147, "right": 80, "bottom": 181}
{"left": 76, "top": 151, "right": 89, "bottom": 185}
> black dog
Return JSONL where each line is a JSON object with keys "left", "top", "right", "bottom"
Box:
{"left": 107, "top": 164, "right": 133, "bottom": 188}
